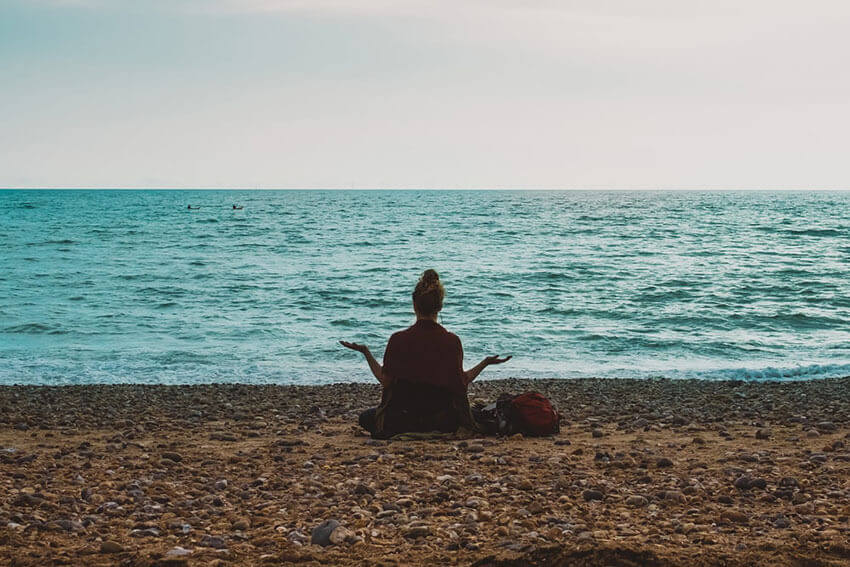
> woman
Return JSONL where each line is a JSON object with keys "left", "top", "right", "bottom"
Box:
{"left": 340, "top": 269, "right": 511, "bottom": 438}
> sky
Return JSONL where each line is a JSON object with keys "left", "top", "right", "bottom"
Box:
{"left": 1, "top": 0, "right": 849, "bottom": 189}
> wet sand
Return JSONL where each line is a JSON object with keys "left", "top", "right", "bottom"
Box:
{"left": 2, "top": 378, "right": 850, "bottom": 566}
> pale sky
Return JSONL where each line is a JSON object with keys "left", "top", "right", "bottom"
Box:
{"left": 2, "top": 0, "right": 849, "bottom": 189}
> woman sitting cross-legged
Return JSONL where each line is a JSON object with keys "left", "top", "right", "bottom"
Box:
{"left": 340, "top": 269, "right": 511, "bottom": 439}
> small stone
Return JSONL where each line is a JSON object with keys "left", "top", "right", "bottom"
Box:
{"left": 720, "top": 510, "right": 749, "bottom": 524}
{"left": 582, "top": 489, "right": 604, "bottom": 501}
{"left": 626, "top": 495, "right": 648, "bottom": 507}
{"left": 656, "top": 457, "right": 674, "bottom": 468}
{"left": 210, "top": 432, "right": 238, "bottom": 441}
{"left": 165, "top": 546, "right": 193, "bottom": 557}
{"left": 816, "top": 421, "right": 837, "bottom": 432}
{"left": 14, "top": 493, "right": 42, "bottom": 507}
{"left": 403, "top": 525, "right": 431, "bottom": 538}
{"left": 773, "top": 516, "right": 791, "bottom": 529}
{"left": 288, "top": 530, "right": 310, "bottom": 545}
{"left": 329, "top": 525, "right": 354, "bottom": 545}
{"left": 161, "top": 452, "right": 183, "bottom": 462}
{"left": 311, "top": 519, "right": 340, "bottom": 546}
{"left": 353, "top": 483, "right": 375, "bottom": 495}
{"left": 663, "top": 490, "right": 685, "bottom": 502}
{"left": 52, "top": 519, "right": 84, "bottom": 532}
{"left": 214, "top": 479, "right": 228, "bottom": 491}
{"left": 755, "top": 429, "right": 772, "bottom": 440}
{"left": 232, "top": 519, "right": 249, "bottom": 531}
{"left": 591, "top": 429, "right": 604, "bottom": 438}
{"left": 100, "top": 541, "right": 124, "bottom": 553}
{"left": 130, "top": 528, "right": 160, "bottom": 537}
{"left": 199, "top": 535, "right": 227, "bottom": 549}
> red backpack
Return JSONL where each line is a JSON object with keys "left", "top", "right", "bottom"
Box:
{"left": 506, "top": 392, "right": 561, "bottom": 436}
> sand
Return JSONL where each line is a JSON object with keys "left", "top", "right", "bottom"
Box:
{"left": 2, "top": 377, "right": 850, "bottom": 566}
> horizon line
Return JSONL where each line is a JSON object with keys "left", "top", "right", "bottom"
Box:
{"left": 3, "top": 187, "right": 850, "bottom": 192}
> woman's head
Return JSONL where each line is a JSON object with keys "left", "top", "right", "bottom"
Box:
{"left": 412, "top": 269, "right": 445, "bottom": 317}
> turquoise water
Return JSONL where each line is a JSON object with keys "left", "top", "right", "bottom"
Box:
{"left": 1, "top": 190, "right": 849, "bottom": 385}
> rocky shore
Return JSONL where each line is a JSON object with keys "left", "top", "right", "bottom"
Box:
{"left": 2, "top": 377, "right": 850, "bottom": 566}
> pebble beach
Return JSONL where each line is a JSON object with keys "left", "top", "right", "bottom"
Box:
{"left": 3, "top": 378, "right": 850, "bottom": 566}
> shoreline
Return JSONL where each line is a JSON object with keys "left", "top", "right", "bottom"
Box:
{"left": 5, "top": 362, "right": 850, "bottom": 386}
{"left": 2, "top": 377, "right": 850, "bottom": 566}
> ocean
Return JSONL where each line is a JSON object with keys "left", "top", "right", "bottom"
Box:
{"left": 1, "top": 189, "right": 849, "bottom": 385}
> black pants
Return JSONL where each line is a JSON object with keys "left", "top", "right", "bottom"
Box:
{"left": 358, "top": 405, "right": 461, "bottom": 438}
{"left": 359, "top": 407, "right": 378, "bottom": 436}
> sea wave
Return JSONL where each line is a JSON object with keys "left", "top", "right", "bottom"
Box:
{"left": 3, "top": 323, "right": 62, "bottom": 334}
{"left": 783, "top": 228, "right": 844, "bottom": 237}
{"left": 683, "top": 363, "right": 850, "bottom": 382}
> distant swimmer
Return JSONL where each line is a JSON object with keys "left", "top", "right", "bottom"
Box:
{"left": 187, "top": 205, "right": 199, "bottom": 210}
{"left": 233, "top": 205, "right": 243, "bottom": 210}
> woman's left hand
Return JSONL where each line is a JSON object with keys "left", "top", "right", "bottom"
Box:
{"left": 484, "top": 355, "right": 512, "bottom": 366}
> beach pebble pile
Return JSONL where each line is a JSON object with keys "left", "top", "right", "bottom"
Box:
{"left": 1, "top": 378, "right": 850, "bottom": 566}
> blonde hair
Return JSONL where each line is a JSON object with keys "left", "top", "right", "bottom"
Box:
{"left": 412, "top": 269, "right": 445, "bottom": 316}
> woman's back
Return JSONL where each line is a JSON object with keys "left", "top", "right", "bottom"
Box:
{"left": 374, "top": 319, "right": 468, "bottom": 437}
{"left": 383, "top": 319, "right": 465, "bottom": 393}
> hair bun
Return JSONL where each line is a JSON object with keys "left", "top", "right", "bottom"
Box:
{"left": 420, "top": 269, "right": 440, "bottom": 286}
{"left": 412, "top": 269, "right": 445, "bottom": 315}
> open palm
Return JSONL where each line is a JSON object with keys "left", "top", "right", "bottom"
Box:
{"left": 339, "top": 340, "right": 370, "bottom": 354}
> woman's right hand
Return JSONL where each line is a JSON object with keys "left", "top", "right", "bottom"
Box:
{"left": 484, "top": 355, "right": 512, "bottom": 366}
{"left": 339, "top": 340, "right": 370, "bottom": 355}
